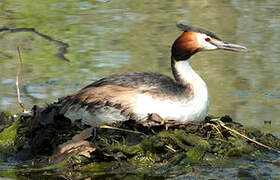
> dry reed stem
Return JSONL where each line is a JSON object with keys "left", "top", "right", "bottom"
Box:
{"left": 204, "top": 123, "right": 223, "bottom": 138}
{"left": 165, "top": 144, "right": 177, "bottom": 153}
{"left": 16, "top": 47, "right": 27, "bottom": 111}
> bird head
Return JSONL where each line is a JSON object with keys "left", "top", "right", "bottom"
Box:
{"left": 172, "top": 24, "right": 247, "bottom": 60}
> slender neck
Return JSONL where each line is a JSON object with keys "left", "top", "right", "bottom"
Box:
{"left": 171, "top": 56, "right": 204, "bottom": 87}
{"left": 171, "top": 32, "right": 204, "bottom": 86}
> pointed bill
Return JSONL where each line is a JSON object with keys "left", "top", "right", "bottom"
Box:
{"left": 211, "top": 39, "right": 248, "bottom": 52}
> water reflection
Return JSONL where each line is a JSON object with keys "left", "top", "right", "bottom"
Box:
{"left": 0, "top": 0, "right": 279, "bottom": 135}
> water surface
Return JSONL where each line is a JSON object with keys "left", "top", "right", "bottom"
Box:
{"left": 0, "top": 0, "right": 280, "bottom": 179}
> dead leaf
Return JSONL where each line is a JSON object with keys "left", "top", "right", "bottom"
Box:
{"left": 58, "top": 140, "right": 90, "bottom": 154}
{"left": 58, "top": 127, "right": 94, "bottom": 154}
{"left": 147, "top": 113, "right": 164, "bottom": 123}
{"left": 78, "top": 147, "right": 97, "bottom": 158}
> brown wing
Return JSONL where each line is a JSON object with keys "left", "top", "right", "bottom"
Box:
{"left": 59, "top": 85, "right": 149, "bottom": 118}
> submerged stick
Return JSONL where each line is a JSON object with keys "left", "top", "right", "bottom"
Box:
{"left": 0, "top": 27, "right": 70, "bottom": 62}
{"left": 16, "top": 47, "right": 27, "bottom": 112}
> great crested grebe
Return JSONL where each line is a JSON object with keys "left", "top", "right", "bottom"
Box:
{"left": 59, "top": 24, "right": 247, "bottom": 127}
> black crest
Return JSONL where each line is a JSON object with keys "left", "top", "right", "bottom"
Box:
{"left": 177, "top": 23, "right": 221, "bottom": 40}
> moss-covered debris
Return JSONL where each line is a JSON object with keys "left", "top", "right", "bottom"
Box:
{"left": 0, "top": 117, "right": 21, "bottom": 154}
{"left": 0, "top": 108, "right": 280, "bottom": 178}
{"left": 0, "top": 111, "right": 14, "bottom": 132}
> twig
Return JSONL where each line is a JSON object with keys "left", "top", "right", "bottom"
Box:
{"left": 204, "top": 123, "right": 223, "bottom": 138}
{"left": 165, "top": 145, "right": 176, "bottom": 153}
{"left": 99, "top": 125, "right": 147, "bottom": 136}
{"left": 213, "top": 119, "right": 280, "bottom": 154}
{"left": 16, "top": 47, "right": 27, "bottom": 112}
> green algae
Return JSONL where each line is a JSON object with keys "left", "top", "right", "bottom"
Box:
{"left": 244, "top": 126, "right": 263, "bottom": 138}
{"left": 130, "top": 151, "right": 158, "bottom": 168}
{"left": 0, "top": 169, "right": 17, "bottom": 179}
{"left": 157, "top": 130, "right": 191, "bottom": 151}
{"left": 186, "top": 147, "right": 206, "bottom": 162}
{"left": 173, "top": 129, "right": 211, "bottom": 151}
{"left": 45, "top": 151, "right": 86, "bottom": 171}
{"left": 226, "top": 137, "right": 255, "bottom": 157}
{"left": 75, "top": 161, "right": 119, "bottom": 173}
{"left": 140, "top": 136, "right": 166, "bottom": 153}
{"left": 114, "top": 144, "right": 143, "bottom": 156}
{"left": 0, "top": 118, "right": 21, "bottom": 153}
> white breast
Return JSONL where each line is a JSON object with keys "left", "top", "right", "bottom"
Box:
{"left": 132, "top": 60, "right": 210, "bottom": 123}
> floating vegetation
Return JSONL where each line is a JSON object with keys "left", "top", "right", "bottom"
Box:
{"left": 0, "top": 108, "right": 279, "bottom": 179}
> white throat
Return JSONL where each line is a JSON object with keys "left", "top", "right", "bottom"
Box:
{"left": 173, "top": 60, "right": 205, "bottom": 86}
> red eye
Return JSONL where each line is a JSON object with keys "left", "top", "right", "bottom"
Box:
{"left": 205, "top": 37, "right": 211, "bottom": 42}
